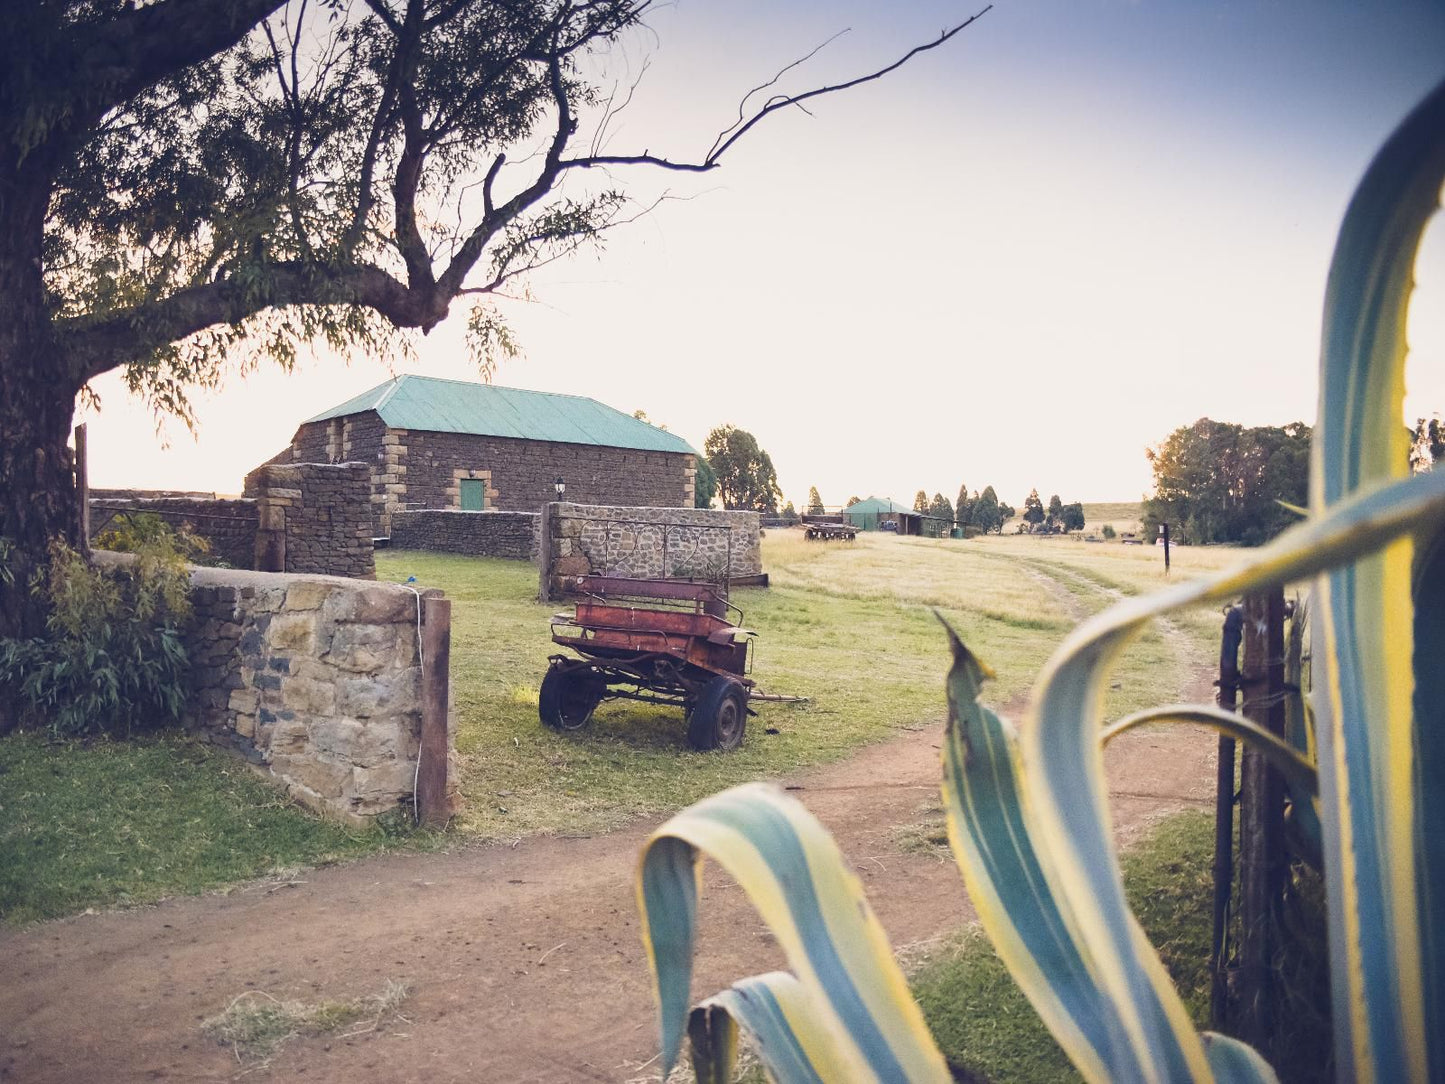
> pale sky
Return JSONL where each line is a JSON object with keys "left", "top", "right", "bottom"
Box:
{"left": 77, "top": 0, "right": 1445, "bottom": 510}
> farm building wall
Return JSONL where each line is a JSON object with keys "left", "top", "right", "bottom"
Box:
{"left": 278, "top": 417, "right": 695, "bottom": 536}
{"left": 91, "top": 464, "right": 374, "bottom": 578}
{"left": 539, "top": 503, "right": 762, "bottom": 600}
{"left": 389, "top": 510, "right": 539, "bottom": 560}
{"left": 242, "top": 462, "right": 375, "bottom": 579}
{"left": 179, "top": 566, "right": 450, "bottom": 824}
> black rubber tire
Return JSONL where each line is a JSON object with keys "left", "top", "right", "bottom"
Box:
{"left": 539, "top": 667, "right": 603, "bottom": 732}
{"left": 687, "top": 676, "right": 748, "bottom": 752}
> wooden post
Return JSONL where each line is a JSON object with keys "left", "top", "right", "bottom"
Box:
{"left": 417, "top": 593, "right": 451, "bottom": 828}
{"left": 74, "top": 424, "right": 90, "bottom": 555}
{"left": 536, "top": 501, "right": 554, "bottom": 602}
{"left": 1210, "top": 604, "right": 1243, "bottom": 1028}
{"left": 1236, "top": 586, "right": 1286, "bottom": 1050}
{"left": 1161, "top": 521, "right": 1171, "bottom": 574}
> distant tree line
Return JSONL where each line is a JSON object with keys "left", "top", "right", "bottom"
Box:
{"left": 1143, "top": 418, "right": 1310, "bottom": 546}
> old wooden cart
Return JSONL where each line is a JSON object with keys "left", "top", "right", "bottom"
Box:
{"left": 542, "top": 575, "right": 758, "bottom": 750}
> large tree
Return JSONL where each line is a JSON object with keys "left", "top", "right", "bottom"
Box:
{"left": 1021, "top": 488, "right": 1045, "bottom": 530}
{"left": 970, "top": 485, "right": 1001, "bottom": 534}
{"left": 0, "top": 2, "right": 983, "bottom": 639}
{"left": 806, "top": 486, "right": 824, "bottom": 516}
{"left": 703, "top": 425, "right": 781, "bottom": 514}
{"left": 1142, "top": 417, "right": 1311, "bottom": 545}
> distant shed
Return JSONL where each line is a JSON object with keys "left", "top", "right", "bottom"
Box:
{"left": 840, "top": 496, "right": 925, "bottom": 535}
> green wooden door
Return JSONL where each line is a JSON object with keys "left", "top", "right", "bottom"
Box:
{"left": 459, "top": 478, "right": 485, "bottom": 510}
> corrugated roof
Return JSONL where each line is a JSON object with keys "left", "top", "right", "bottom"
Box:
{"left": 305, "top": 375, "right": 695, "bottom": 455}
{"left": 842, "top": 496, "right": 917, "bottom": 516}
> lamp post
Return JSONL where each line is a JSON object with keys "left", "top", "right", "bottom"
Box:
{"left": 554, "top": 477, "right": 565, "bottom": 500}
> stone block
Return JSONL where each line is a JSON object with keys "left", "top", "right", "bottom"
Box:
{"left": 228, "top": 689, "right": 258, "bottom": 715}
{"left": 326, "top": 623, "right": 410, "bottom": 672}
{"left": 269, "top": 717, "right": 309, "bottom": 755}
{"left": 283, "top": 581, "right": 332, "bottom": 611}
{"left": 271, "top": 754, "right": 351, "bottom": 800}
{"left": 336, "top": 672, "right": 419, "bottom": 717}
{"left": 348, "top": 760, "right": 417, "bottom": 804}
{"left": 328, "top": 584, "right": 418, "bottom": 624}
{"left": 281, "top": 676, "right": 336, "bottom": 715}
{"left": 234, "top": 712, "right": 256, "bottom": 739}
{"left": 267, "top": 612, "right": 317, "bottom": 652}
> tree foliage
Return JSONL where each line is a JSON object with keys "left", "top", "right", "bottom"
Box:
{"left": 693, "top": 455, "right": 717, "bottom": 509}
{"left": 913, "top": 490, "right": 930, "bottom": 514}
{"left": 955, "top": 483, "right": 971, "bottom": 527}
{"left": 1059, "top": 502, "right": 1085, "bottom": 532}
{"left": 0, "top": 0, "right": 982, "bottom": 640}
{"left": 928, "top": 492, "right": 954, "bottom": 537}
{"left": 1022, "top": 488, "right": 1045, "bottom": 528}
{"left": 1143, "top": 418, "right": 1311, "bottom": 545}
{"left": 1412, "top": 415, "right": 1444, "bottom": 472}
{"left": 703, "top": 425, "right": 781, "bottom": 514}
{"left": 806, "top": 487, "right": 824, "bottom": 516}
{"left": 970, "top": 485, "right": 1002, "bottom": 534}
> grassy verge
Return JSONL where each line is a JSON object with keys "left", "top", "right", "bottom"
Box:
{"left": 911, "top": 811, "right": 1217, "bottom": 1083}
{"left": 0, "top": 731, "right": 423, "bottom": 926}
{"left": 379, "top": 534, "right": 1219, "bottom": 839}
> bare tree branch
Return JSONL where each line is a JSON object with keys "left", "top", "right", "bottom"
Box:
{"left": 561, "top": 6, "right": 991, "bottom": 175}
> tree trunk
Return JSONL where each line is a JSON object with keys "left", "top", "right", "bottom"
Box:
{"left": 0, "top": 356, "right": 78, "bottom": 642}
{"left": 0, "top": 189, "right": 81, "bottom": 646}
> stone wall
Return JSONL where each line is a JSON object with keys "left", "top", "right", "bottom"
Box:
{"left": 539, "top": 503, "right": 762, "bottom": 598}
{"left": 183, "top": 565, "right": 446, "bottom": 823}
{"left": 279, "top": 414, "right": 695, "bottom": 535}
{"left": 242, "top": 462, "right": 376, "bottom": 579}
{"left": 92, "top": 465, "right": 376, "bottom": 578}
{"left": 389, "top": 510, "right": 538, "bottom": 560}
{"left": 90, "top": 496, "right": 259, "bottom": 569}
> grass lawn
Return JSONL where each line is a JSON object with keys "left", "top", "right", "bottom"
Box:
{"left": 378, "top": 530, "right": 1229, "bottom": 839}
{"left": 0, "top": 731, "right": 428, "bottom": 926}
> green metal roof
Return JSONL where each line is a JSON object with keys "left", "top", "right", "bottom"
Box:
{"left": 305, "top": 375, "right": 695, "bottom": 455}
{"left": 842, "top": 496, "right": 918, "bottom": 516}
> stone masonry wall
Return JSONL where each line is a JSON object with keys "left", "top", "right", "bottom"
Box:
{"left": 279, "top": 416, "right": 695, "bottom": 536}
{"left": 282, "top": 412, "right": 390, "bottom": 534}
{"left": 396, "top": 430, "right": 694, "bottom": 518}
{"left": 541, "top": 503, "right": 761, "bottom": 597}
{"left": 389, "top": 510, "right": 538, "bottom": 560}
{"left": 89, "top": 496, "right": 259, "bottom": 569}
{"left": 184, "top": 565, "right": 443, "bottom": 823}
{"left": 243, "top": 462, "right": 375, "bottom": 579}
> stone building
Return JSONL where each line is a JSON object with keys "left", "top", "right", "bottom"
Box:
{"left": 266, "top": 375, "right": 699, "bottom": 536}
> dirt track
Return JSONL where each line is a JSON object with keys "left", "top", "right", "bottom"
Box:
{"left": 0, "top": 710, "right": 1214, "bottom": 1084}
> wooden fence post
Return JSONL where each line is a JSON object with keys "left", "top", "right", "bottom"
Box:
{"left": 417, "top": 594, "right": 451, "bottom": 828}
{"left": 1236, "top": 585, "right": 1286, "bottom": 1050}
{"left": 1210, "top": 603, "right": 1243, "bottom": 1028}
{"left": 74, "top": 424, "right": 90, "bottom": 555}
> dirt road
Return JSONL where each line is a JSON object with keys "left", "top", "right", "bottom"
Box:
{"left": 0, "top": 713, "right": 1214, "bottom": 1083}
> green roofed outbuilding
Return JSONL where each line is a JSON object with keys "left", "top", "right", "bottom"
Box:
{"left": 840, "top": 497, "right": 926, "bottom": 535}
{"left": 260, "top": 375, "right": 700, "bottom": 535}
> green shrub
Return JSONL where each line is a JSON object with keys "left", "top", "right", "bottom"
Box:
{"left": 1102, "top": 524, "right": 1117, "bottom": 539}
{"left": 0, "top": 525, "right": 193, "bottom": 738}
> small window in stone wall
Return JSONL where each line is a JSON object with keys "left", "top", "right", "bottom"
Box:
{"left": 460, "top": 477, "right": 486, "bottom": 510}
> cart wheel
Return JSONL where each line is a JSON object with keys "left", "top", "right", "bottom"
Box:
{"left": 687, "top": 676, "right": 748, "bottom": 752}
{"left": 539, "top": 667, "right": 603, "bottom": 732}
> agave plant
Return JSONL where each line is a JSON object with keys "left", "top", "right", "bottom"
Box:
{"left": 635, "top": 77, "right": 1445, "bottom": 1084}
